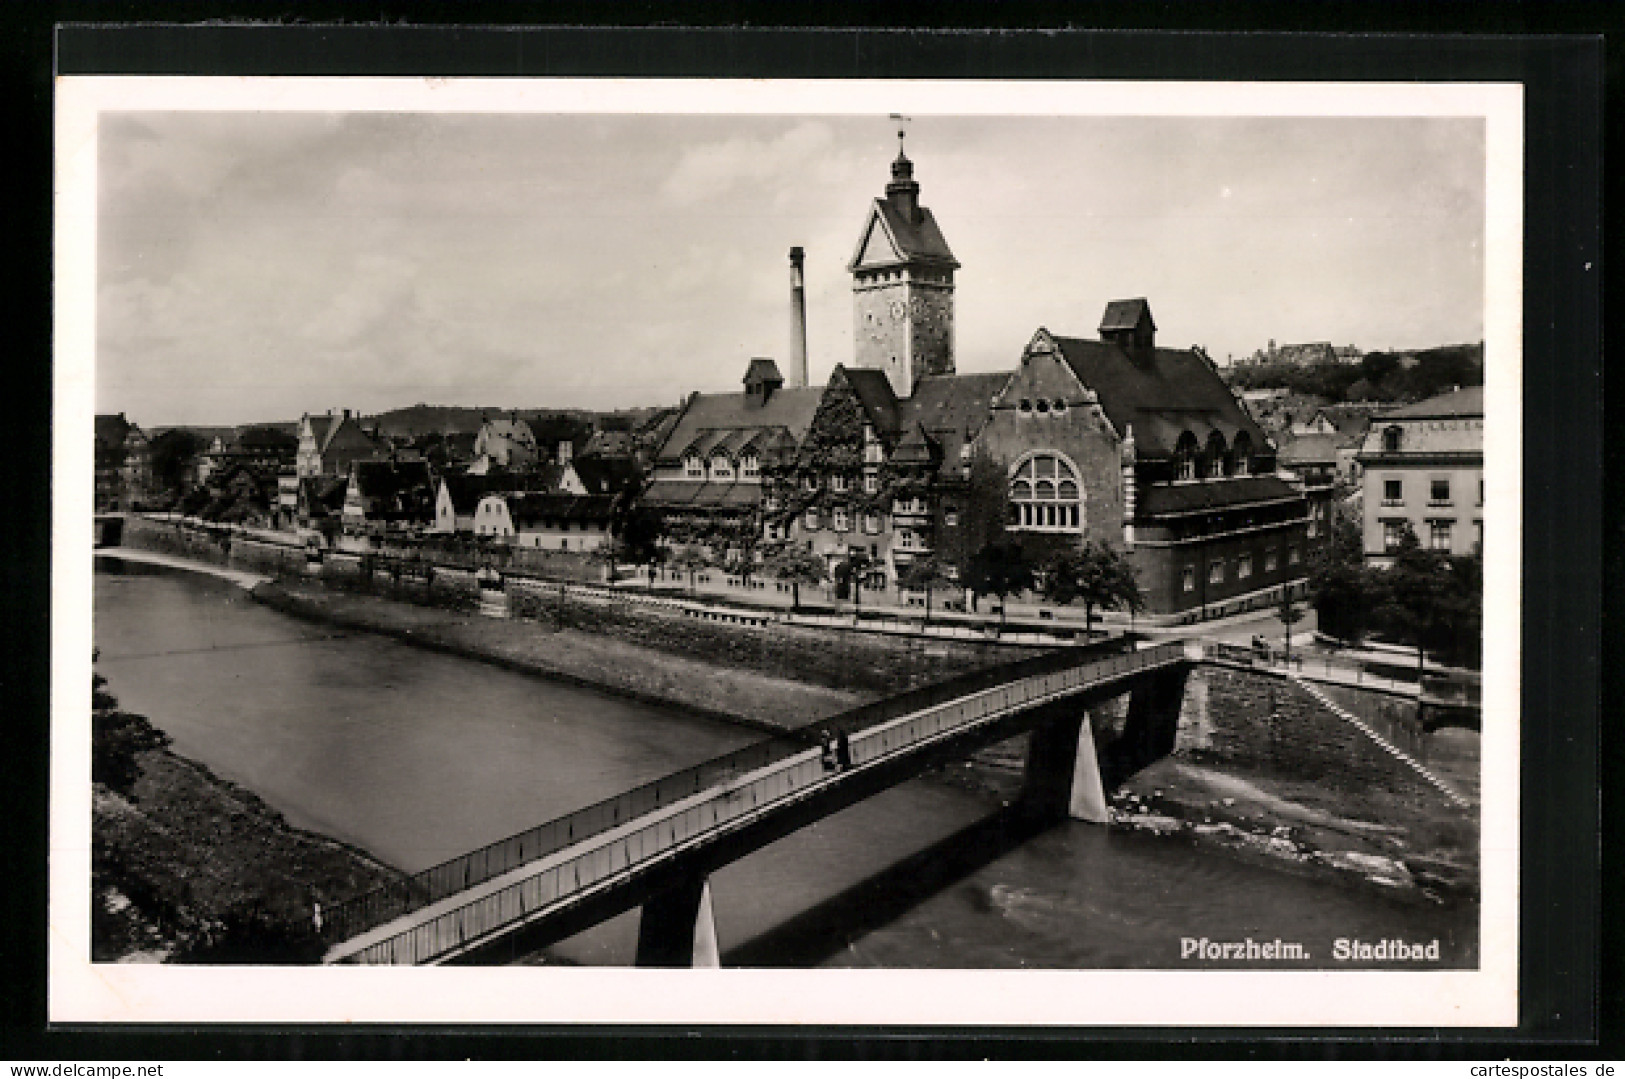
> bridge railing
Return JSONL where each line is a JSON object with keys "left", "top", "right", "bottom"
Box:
{"left": 337, "top": 641, "right": 1186, "bottom": 965}
{"left": 322, "top": 636, "right": 1157, "bottom": 946}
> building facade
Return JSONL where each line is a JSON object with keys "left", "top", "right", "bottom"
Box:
{"left": 1355, "top": 385, "right": 1484, "bottom": 563}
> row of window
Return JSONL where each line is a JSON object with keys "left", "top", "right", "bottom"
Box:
{"left": 1180, "top": 545, "right": 1299, "bottom": 592}
{"left": 1174, "top": 431, "right": 1254, "bottom": 482}
{"left": 1380, "top": 476, "right": 1485, "bottom": 507}
{"left": 684, "top": 454, "right": 761, "bottom": 480}
{"left": 1381, "top": 518, "right": 1482, "bottom": 552}
{"left": 1015, "top": 398, "right": 1070, "bottom": 415}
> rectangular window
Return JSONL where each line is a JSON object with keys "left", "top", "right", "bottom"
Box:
{"left": 944, "top": 508, "right": 959, "bottom": 527}
{"left": 684, "top": 457, "right": 703, "bottom": 478}
{"left": 1382, "top": 520, "right": 1405, "bottom": 552}
{"left": 1307, "top": 518, "right": 1319, "bottom": 538}
{"left": 833, "top": 507, "right": 849, "bottom": 532}
{"left": 1429, "top": 519, "right": 1452, "bottom": 551}
{"left": 1429, "top": 477, "right": 1451, "bottom": 505}
{"left": 1209, "top": 560, "right": 1225, "bottom": 585}
{"left": 1238, "top": 553, "right": 1252, "bottom": 579}
{"left": 1265, "top": 549, "right": 1278, "bottom": 572}
{"left": 1383, "top": 478, "right": 1403, "bottom": 505}
{"left": 740, "top": 456, "right": 759, "bottom": 478}
{"left": 1288, "top": 545, "right": 1301, "bottom": 565}
{"left": 863, "top": 512, "right": 880, "bottom": 534}
{"left": 804, "top": 509, "right": 820, "bottom": 531}
{"left": 830, "top": 474, "right": 848, "bottom": 492}
{"left": 863, "top": 473, "right": 878, "bottom": 494}
{"left": 1182, "top": 566, "right": 1196, "bottom": 593}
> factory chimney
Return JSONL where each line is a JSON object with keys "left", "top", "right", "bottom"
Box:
{"left": 788, "top": 246, "right": 808, "bottom": 389}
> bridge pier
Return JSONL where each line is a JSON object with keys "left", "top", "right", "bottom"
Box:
{"left": 1020, "top": 708, "right": 1110, "bottom": 824}
{"left": 634, "top": 875, "right": 720, "bottom": 968}
{"left": 1098, "top": 665, "right": 1190, "bottom": 789}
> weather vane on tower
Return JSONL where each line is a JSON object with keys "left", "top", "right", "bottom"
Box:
{"left": 889, "top": 113, "right": 912, "bottom": 154}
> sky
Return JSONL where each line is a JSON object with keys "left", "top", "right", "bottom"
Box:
{"left": 96, "top": 110, "right": 1486, "bottom": 428}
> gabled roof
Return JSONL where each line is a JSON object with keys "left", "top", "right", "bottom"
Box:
{"left": 847, "top": 191, "right": 959, "bottom": 272}
{"left": 95, "top": 414, "right": 131, "bottom": 449}
{"left": 654, "top": 385, "right": 823, "bottom": 467}
{"left": 1048, "top": 335, "right": 1266, "bottom": 460}
{"left": 837, "top": 366, "right": 901, "bottom": 434}
{"left": 895, "top": 371, "right": 1010, "bottom": 474}
{"left": 1098, "top": 298, "right": 1156, "bottom": 333}
{"left": 299, "top": 475, "right": 349, "bottom": 516}
{"left": 302, "top": 414, "right": 335, "bottom": 446}
{"left": 350, "top": 460, "right": 436, "bottom": 522}
{"left": 570, "top": 455, "right": 642, "bottom": 496}
{"left": 1313, "top": 403, "right": 1383, "bottom": 441}
{"left": 479, "top": 417, "right": 537, "bottom": 443}
{"left": 439, "top": 473, "right": 502, "bottom": 515}
{"left": 1276, "top": 432, "right": 1341, "bottom": 468}
{"left": 1376, "top": 385, "right": 1484, "bottom": 420}
{"left": 889, "top": 422, "right": 940, "bottom": 468}
{"left": 320, "top": 415, "right": 381, "bottom": 456}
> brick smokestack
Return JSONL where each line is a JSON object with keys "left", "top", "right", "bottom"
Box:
{"left": 788, "top": 246, "right": 808, "bottom": 389}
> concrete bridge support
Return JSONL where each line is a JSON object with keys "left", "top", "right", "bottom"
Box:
{"left": 1020, "top": 709, "right": 1110, "bottom": 824}
{"left": 634, "top": 874, "right": 720, "bottom": 968}
{"left": 1098, "top": 665, "right": 1190, "bottom": 789}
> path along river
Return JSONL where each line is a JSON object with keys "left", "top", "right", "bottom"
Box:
{"left": 92, "top": 557, "right": 1477, "bottom": 968}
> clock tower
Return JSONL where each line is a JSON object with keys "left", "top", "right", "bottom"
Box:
{"left": 847, "top": 139, "right": 959, "bottom": 398}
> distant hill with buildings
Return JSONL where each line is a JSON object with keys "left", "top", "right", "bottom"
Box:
{"left": 1225, "top": 341, "right": 1483, "bottom": 407}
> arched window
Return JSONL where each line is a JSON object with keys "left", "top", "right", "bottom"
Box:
{"left": 1204, "top": 432, "right": 1229, "bottom": 478}
{"left": 1174, "top": 431, "right": 1199, "bottom": 481}
{"left": 1231, "top": 431, "right": 1252, "bottom": 476}
{"left": 1009, "top": 453, "right": 1084, "bottom": 533}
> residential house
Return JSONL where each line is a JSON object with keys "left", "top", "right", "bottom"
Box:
{"left": 94, "top": 413, "right": 151, "bottom": 511}
{"left": 1354, "top": 385, "right": 1484, "bottom": 563}
{"left": 472, "top": 415, "right": 540, "bottom": 472}
{"left": 1274, "top": 431, "right": 1340, "bottom": 548}
{"left": 643, "top": 358, "right": 823, "bottom": 560}
{"left": 297, "top": 410, "right": 383, "bottom": 479}
{"left": 340, "top": 459, "right": 437, "bottom": 542}
{"left": 470, "top": 491, "right": 616, "bottom": 552}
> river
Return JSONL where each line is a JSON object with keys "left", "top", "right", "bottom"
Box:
{"left": 92, "top": 557, "right": 1477, "bottom": 969}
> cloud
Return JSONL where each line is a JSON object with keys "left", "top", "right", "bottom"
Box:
{"left": 659, "top": 121, "right": 837, "bottom": 206}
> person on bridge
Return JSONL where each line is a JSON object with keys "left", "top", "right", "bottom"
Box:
{"left": 836, "top": 730, "right": 852, "bottom": 771}
{"left": 820, "top": 731, "right": 837, "bottom": 773}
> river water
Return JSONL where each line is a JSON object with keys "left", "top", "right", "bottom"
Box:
{"left": 92, "top": 558, "right": 1477, "bottom": 969}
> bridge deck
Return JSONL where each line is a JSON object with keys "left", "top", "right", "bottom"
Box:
{"left": 324, "top": 641, "right": 1188, "bottom": 965}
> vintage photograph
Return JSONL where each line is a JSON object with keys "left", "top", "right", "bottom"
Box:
{"left": 56, "top": 78, "right": 1520, "bottom": 1025}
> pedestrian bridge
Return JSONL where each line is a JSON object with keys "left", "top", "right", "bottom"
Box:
{"left": 321, "top": 639, "right": 1196, "bottom": 967}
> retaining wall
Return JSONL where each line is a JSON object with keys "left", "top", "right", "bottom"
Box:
{"left": 1178, "top": 664, "right": 1436, "bottom": 799}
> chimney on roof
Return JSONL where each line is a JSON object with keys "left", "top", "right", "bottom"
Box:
{"left": 788, "top": 247, "right": 809, "bottom": 389}
{"left": 343, "top": 408, "right": 351, "bottom": 421}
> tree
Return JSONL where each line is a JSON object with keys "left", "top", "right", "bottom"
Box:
{"left": 897, "top": 557, "right": 952, "bottom": 624}
{"left": 1040, "top": 540, "right": 1144, "bottom": 637}
{"left": 1372, "top": 525, "right": 1451, "bottom": 684}
{"left": 762, "top": 543, "right": 826, "bottom": 611}
{"left": 669, "top": 546, "right": 711, "bottom": 595}
{"left": 148, "top": 429, "right": 206, "bottom": 495}
{"left": 1309, "top": 516, "right": 1381, "bottom": 645}
{"left": 1278, "top": 588, "right": 1306, "bottom": 666}
{"left": 940, "top": 445, "right": 1009, "bottom": 591}
{"left": 834, "top": 550, "right": 873, "bottom": 617}
{"left": 964, "top": 541, "right": 1035, "bottom": 628}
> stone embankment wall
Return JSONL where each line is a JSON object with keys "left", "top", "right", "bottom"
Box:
{"left": 1178, "top": 663, "right": 1435, "bottom": 799}
{"left": 508, "top": 581, "right": 1029, "bottom": 695}
{"left": 120, "top": 517, "right": 1030, "bottom": 697}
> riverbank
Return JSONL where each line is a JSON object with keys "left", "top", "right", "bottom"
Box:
{"left": 241, "top": 572, "right": 1481, "bottom": 905}
{"left": 93, "top": 724, "right": 406, "bottom": 963}
{"left": 251, "top": 579, "right": 865, "bottom": 736}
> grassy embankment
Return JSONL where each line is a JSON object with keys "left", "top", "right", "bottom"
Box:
{"left": 92, "top": 675, "right": 404, "bottom": 963}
